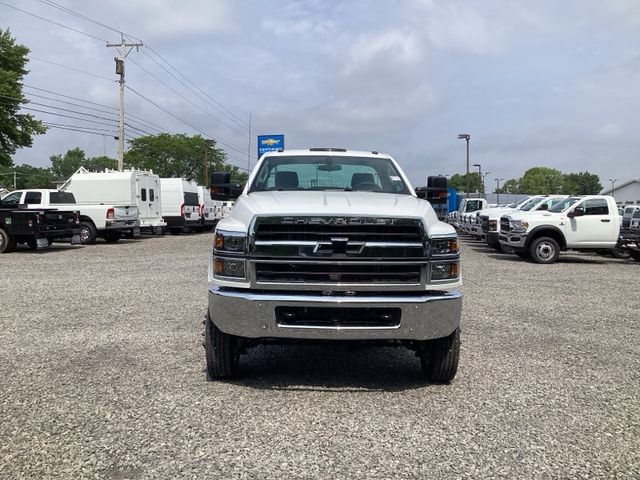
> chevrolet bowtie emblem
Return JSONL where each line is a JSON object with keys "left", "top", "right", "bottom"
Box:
{"left": 313, "top": 237, "right": 366, "bottom": 255}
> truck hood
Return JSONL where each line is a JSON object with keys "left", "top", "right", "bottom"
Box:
{"left": 478, "top": 206, "right": 515, "bottom": 219}
{"left": 503, "top": 211, "right": 561, "bottom": 222}
{"left": 218, "top": 191, "right": 454, "bottom": 236}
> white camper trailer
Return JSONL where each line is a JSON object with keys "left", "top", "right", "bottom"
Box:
{"left": 62, "top": 168, "right": 166, "bottom": 233}
{"left": 197, "top": 186, "right": 217, "bottom": 231}
{"left": 160, "top": 178, "right": 201, "bottom": 234}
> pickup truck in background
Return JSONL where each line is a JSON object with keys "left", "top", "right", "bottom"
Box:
{"left": 450, "top": 198, "right": 488, "bottom": 230}
{"left": 499, "top": 195, "right": 620, "bottom": 263}
{"left": 0, "top": 195, "right": 81, "bottom": 253}
{"left": 3, "top": 189, "right": 140, "bottom": 244}
{"left": 205, "top": 148, "right": 462, "bottom": 382}
{"left": 480, "top": 195, "right": 566, "bottom": 253}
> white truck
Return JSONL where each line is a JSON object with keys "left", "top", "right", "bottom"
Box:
{"left": 197, "top": 185, "right": 217, "bottom": 231}
{"left": 452, "top": 198, "right": 488, "bottom": 231}
{"left": 205, "top": 148, "right": 462, "bottom": 382}
{"left": 160, "top": 178, "right": 201, "bottom": 234}
{"left": 479, "top": 195, "right": 566, "bottom": 252}
{"left": 3, "top": 189, "right": 139, "bottom": 244}
{"left": 61, "top": 168, "right": 166, "bottom": 234}
{"left": 499, "top": 195, "right": 621, "bottom": 263}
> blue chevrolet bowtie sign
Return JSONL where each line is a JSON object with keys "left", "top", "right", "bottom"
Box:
{"left": 257, "top": 134, "right": 285, "bottom": 159}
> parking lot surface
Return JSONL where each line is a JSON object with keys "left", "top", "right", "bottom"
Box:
{"left": 1, "top": 234, "right": 639, "bottom": 479}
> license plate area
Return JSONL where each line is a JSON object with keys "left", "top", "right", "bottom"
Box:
{"left": 71, "top": 234, "right": 81, "bottom": 245}
{"left": 276, "top": 307, "right": 401, "bottom": 328}
{"left": 36, "top": 238, "right": 49, "bottom": 249}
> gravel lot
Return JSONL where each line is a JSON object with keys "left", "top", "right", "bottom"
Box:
{"left": 1, "top": 233, "right": 639, "bottom": 479}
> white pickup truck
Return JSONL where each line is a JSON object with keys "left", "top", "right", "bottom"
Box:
{"left": 5, "top": 189, "right": 140, "bottom": 244}
{"left": 499, "top": 195, "right": 620, "bottom": 263}
{"left": 205, "top": 148, "right": 462, "bottom": 382}
{"left": 479, "top": 195, "right": 566, "bottom": 252}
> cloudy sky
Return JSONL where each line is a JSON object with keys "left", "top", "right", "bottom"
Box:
{"left": 3, "top": 0, "right": 640, "bottom": 187}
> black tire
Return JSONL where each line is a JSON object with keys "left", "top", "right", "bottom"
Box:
{"left": 204, "top": 311, "right": 239, "bottom": 380}
{"left": 420, "top": 327, "right": 460, "bottom": 383}
{"left": 630, "top": 250, "right": 640, "bottom": 262}
{"left": 491, "top": 243, "right": 503, "bottom": 253}
{"left": 103, "top": 231, "right": 122, "bottom": 243}
{"left": 529, "top": 236, "right": 560, "bottom": 264}
{"left": 79, "top": 221, "right": 97, "bottom": 245}
{"left": 610, "top": 247, "right": 631, "bottom": 259}
{"left": 514, "top": 249, "right": 530, "bottom": 259}
{"left": 0, "top": 228, "right": 16, "bottom": 253}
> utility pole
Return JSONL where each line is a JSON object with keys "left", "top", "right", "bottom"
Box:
{"left": 203, "top": 139, "right": 209, "bottom": 185}
{"left": 495, "top": 178, "right": 504, "bottom": 204}
{"left": 457, "top": 134, "right": 470, "bottom": 199}
{"left": 106, "top": 35, "right": 143, "bottom": 171}
{"left": 13, "top": 171, "right": 16, "bottom": 190}
{"left": 247, "top": 113, "right": 252, "bottom": 172}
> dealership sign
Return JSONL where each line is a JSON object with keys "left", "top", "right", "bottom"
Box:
{"left": 257, "top": 135, "right": 285, "bottom": 159}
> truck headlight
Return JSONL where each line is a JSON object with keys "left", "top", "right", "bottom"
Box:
{"left": 431, "top": 237, "right": 459, "bottom": 255}
{"left": 511, "top": 220, "right": 529, "bottom": 232}
{"left": 214, "top": 230, "right": 246, "bottom": 252}
{"left": 489, "top": 220, "right": 497, "bottom": 231}
{"left": 431, "top": 262, "right": 459, "bottom": 281}
{"left": 214, "top": 258, "right": 246, "bottom": 278}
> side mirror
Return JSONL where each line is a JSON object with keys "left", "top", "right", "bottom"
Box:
{"left": 567, "top": 206, "right": 584, "bottom": 218}
{"left": 210, "top": 172, "right": 244, "bottom": 200}
{"left": 415, "top": 187, "right": 427, "bottom": 199}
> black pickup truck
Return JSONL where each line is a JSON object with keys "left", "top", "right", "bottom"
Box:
{"left": 0, "top": 200, "right": 82, "bottom": 253}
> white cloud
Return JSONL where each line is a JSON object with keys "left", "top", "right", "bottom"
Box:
{"left": 345, "top": 29, "right": 421, "bottom": 73}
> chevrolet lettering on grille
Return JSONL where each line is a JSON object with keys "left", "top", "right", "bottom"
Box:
{"left": 281, "top": 217, "right": 397, "bottom": 225}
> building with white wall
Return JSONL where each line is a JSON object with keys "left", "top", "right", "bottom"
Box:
{"left": 601, "top": 179, "right": 640, "bottom": 205}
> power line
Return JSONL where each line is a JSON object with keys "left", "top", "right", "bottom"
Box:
{"left": 44, "top": 123, "right": 113, "bottom": 137}
{"left": 29, "top": 56, "right": 113, "bottom": 81}
{"left": 0, "top": 0, "right": 109, "bottom": 43}
{"left": 43, "top": 122, "right": 115, "bottom": 135}
{"left": 20, "top": 106, "right": 118, "bottom": 128}
{"left": 125, "top": 84, "right": 249, "bottom": 164}
{"left": 129, "top": 57, "right": 249, "bottom": 138}
{"left": 22, "top": 84, "right": 168, "bottom": 133}
{"left": 36, "top": 0, "right": 126, "bottom": 37}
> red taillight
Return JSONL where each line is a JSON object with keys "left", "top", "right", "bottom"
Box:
{"left": 106, "top": 208, "right": 115, "bottom": 219}
{"left": 200, "top": 204, "right": 205, "bottom": 217}
{"left": 75, "top": 212, "right": 80, "bottom": 224}
{"left": 35, "top": 213, "right": 41, "bottom": 224}
{"left": 180, "top": 203, "right": 185, "bottom": 217}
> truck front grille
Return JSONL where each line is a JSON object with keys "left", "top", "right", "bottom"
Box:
{"left": 500, "top": 217, "right": 511, "bottom": 232}
{"left": 480, "top": 215, "right": 490, "bottom": 233}
{"left": 254, "top": 219, "right": 423, "bottom": 243}
{"left": 255, "top": 262, "right": 422, "bottom": 285}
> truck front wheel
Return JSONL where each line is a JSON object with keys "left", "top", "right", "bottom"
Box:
{"left": 529, "top": 236, "right": 560, "bottom": 264}
{"left": 205, "top": 311, "right": 239, "bottom": 380}
{"left": 0, "top": 228, "right": 16, "bottom": 253}
{"left": 420, "top": 327, "right": 460, "bottom": 383}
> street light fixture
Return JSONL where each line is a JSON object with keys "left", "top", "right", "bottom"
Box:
{"left": 482, "top": 171, "right": 491, "bottom": 196}
{"left": 608, "top": 178, "right": 619, "bottom": 200}
{"left": 457, "top": 133, "right": 470, "bottom": 199}
{"left": 495, "top": 178, "right": 505, "bottom": 204}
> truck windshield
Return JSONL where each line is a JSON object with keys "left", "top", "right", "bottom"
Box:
{"left": 248, "top": 155, "right": 411, "bottom": 194}
{"left": 548, "top": 197, "right": 580, "bottom": 213}
{"left": 50, "top": 191, "right": 76, "bottom": 204}
{"left": 519, "top": 197, "right": 543, "bottom": 211}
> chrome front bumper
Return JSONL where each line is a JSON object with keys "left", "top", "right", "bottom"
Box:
{"left": 208, "top": 286, "right": 462, "bottom": 341}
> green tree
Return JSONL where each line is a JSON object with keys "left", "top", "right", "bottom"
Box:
{"left": 50, "top": 147, "right": 86, "bottom": 179}
{"left": 499, "top": 178, "right": 520, "bottom": 194}
{"left": 562, "top": 171, "right": 602, "bottom": 195}
{"left": 518, "top": 167, "right": 564, "bottom": 194}
{"left": 125, "top": 133, "right": 246, "bottom": 183}
{"left": 448, "top": 172, "right": 481, "bottom": 193}
{"left": 0, "top": 163, "right": 55, "bottom": 189}
{"left": 85, "top": 155, "right": 117, "bottom": 172}
{"left": 0, "top": 29, "right": 46, "bottom": 167}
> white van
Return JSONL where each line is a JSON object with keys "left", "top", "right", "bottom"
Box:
{"left": 160, "top": 178, "right": 201, "bottom": 234}
{"left": 62, "top": 167, "right": 166, "bottom": 234}
{"left": 197, "top": 186, "right": 217, "bottom": 231}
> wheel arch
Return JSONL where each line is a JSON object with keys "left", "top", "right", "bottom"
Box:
{"left": 525, "top": 226, "right": 567, "bottom": 249}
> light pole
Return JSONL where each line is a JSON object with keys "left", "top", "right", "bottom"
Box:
{"left": 473, "top": 163, "right": 482, "bottom": 195}
{"left": 495, "top": 178, "right": 505, "bottom": 204}
{"left": 457, "top": 134, "right": 470, "bottom": 199}
{"left": 608, "top": 178, "right": 619, "bottom": 200}
{"left": 482, "top": 172, "right": 491, "bottom": 196}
